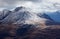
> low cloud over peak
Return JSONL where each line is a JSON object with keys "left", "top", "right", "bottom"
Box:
{"left": 0, "top": 0, "right": 60, "bottom": 13}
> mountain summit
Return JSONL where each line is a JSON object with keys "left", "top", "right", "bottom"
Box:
{"left": 14, "top": 6, "right": 24, "bottom": 12}
{"left": 0, "top": 6, "right": 60, "bottom": 25}
{"left": 0, "top": 6, "right": 32, "bottom": 24}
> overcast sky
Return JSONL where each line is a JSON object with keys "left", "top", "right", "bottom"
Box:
{"left": 0, "top": 0, "right": 60, "bottom": 12}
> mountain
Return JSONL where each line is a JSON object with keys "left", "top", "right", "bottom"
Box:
{"left": 0, "top": 23, "right": 60, "bottom": 39}
{"left": 0, "top": 9, "right": 12, "bottom": 24}
{"left": 37, "top": 13, "right": 54, "bottom": 21}
{"left": 37, "top": 12, "right": 60, "bottom": 25}
{"left": 0, "top": 6, "right": 60, "bottom": 39}
{"left": 45, "top": 11, "right": 60, "bottom": 23}
{"left": 0, "top": 6, "right": 32, "bottom": 24}
{"left": 44, "top": 11, "right": 60, "bottom": 25}
{"left": 0, "top": 6, "right": 60, "bottom": 25}
{"left": 14, "top": 6, "right": 24, "bottom": 12}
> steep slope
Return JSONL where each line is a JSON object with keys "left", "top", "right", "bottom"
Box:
{"left": 0, "top": 24, "right": 60, "bottom": 39}
{"left": 45, "top": 11, "right": 60, "bottom": 23}
{"left": 0, "top": 9, "right": 12, "bottom": 24}
{"left": 0, "top": 6, "right": 32, "bottom": 24}
{"left": 45, "top": 11, "right": 60, "bottom": 25}
{"left": 0, "top": 6, "right": 60, "bottom": 25}
{"left": 37, "top": 13, "right": 53, "bottom": 21}
{"left": 37, "top": 12, "right": 60, "bottom": 25}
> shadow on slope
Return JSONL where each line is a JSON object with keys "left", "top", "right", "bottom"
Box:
{"left": 0, "top": 24, "right": 60, "bottom": 39}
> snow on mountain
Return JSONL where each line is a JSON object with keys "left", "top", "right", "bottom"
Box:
{"left": 0, "top": 9, "right": 12, "bottom": 23}
{"left": 0, "top": 6, "right": 31, "bottom": 24}
{"left": 0, "top": 6, "right": 60, "bottom": 25}
{"left": 0, "top": 6, "right": 47, "bottom": 25}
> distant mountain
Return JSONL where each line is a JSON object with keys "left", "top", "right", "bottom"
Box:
{"left": 45, "top": 11, "right": 60, "bottom": 23}
{"left": 37, "top": 13, "right": 54, "bottom": 21}
{"left": 37, "top": 11, "right": 60, "bottom": 25}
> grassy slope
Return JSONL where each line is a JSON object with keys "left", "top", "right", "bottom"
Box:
{"left": 0, "top": 24, "right": 60, "bottom": 39}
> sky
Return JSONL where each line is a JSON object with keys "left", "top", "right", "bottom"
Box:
{"left": 0, "top": 0, "right": 60, "bottom": 12}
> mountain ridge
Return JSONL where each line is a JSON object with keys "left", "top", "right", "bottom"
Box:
{"left": 0, "top": 6, "right": 60, "bottom": 25}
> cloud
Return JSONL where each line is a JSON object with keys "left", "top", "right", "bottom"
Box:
{"left": 0, "top": 0, "right": 40, "bottom": 10}
{"left": 0, "top": 0, "right": 60, "bottom": 13}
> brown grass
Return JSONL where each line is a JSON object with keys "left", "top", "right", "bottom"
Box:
{"left": 0, "top": 24, "right": 60, "bottom": 39}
